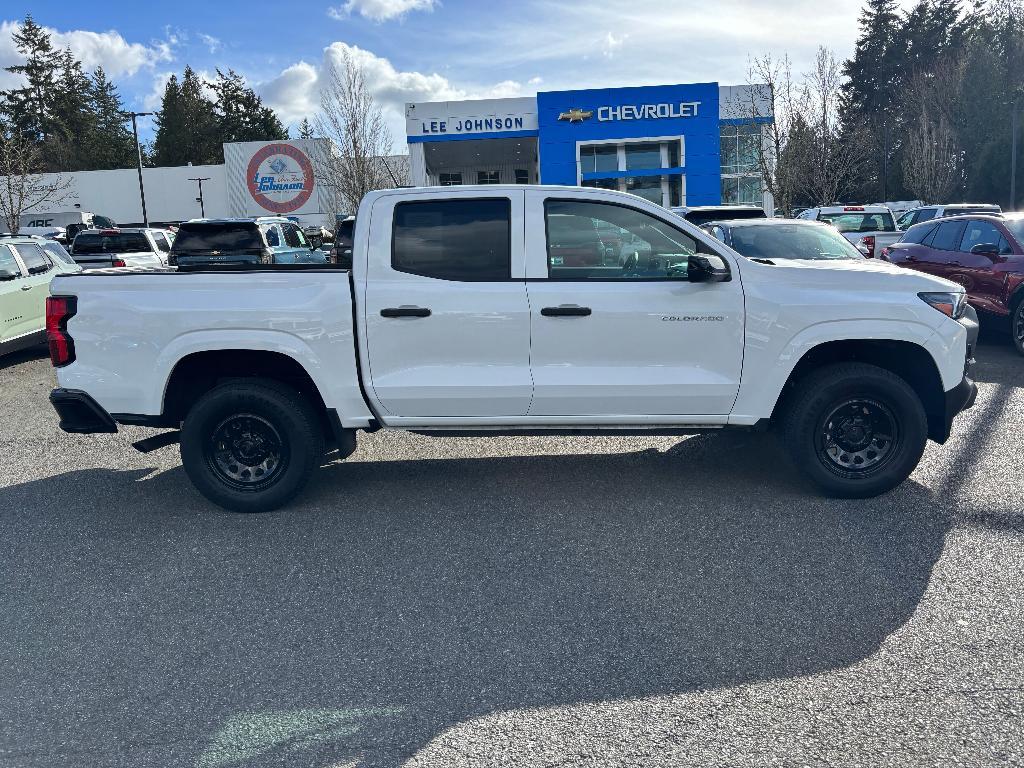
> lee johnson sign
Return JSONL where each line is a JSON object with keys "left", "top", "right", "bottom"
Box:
{"left": 420, "top": 116, "right": 527, "bottom": 135}
{"left": 597, "top": 102, "right": 701, "bottom": 122}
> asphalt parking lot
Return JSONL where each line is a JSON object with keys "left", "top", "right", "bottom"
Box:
{"left": 1, "top": 334, "right": 1022, "bottom": 768}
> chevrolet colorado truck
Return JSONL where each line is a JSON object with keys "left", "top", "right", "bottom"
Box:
{"left": 47, "top": 185, "right": 979, "bottom": 512}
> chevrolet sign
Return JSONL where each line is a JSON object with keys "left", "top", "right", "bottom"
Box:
{"left": 598, "top": 102, "right": 701, "bottom": 121}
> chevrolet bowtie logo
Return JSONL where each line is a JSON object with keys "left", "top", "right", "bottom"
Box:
{"left": 558, "top": 108, "right": 593, "bottom": 123}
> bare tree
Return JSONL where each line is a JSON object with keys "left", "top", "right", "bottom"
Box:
{"left": 797, "top": 47, "right": 870, "bottom": 206}
{"left": 312, "top": 50, "right": 402, "bottom": 215}
{"left": 746, "top": 54, "right": 799, "bottom": 215}
{"left": 0, "top": 125, "right": 74, "bottom": 233}
{"left": 902, "top": 62, "right": 966, "bottom": 203}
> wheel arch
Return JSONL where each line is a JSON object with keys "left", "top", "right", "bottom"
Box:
{"left": 771, "top": 339, "right": 948, "bottom": 443}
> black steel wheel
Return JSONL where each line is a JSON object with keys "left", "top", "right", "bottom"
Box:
{"left": 181, "top": 379, "right": 324, "bottom": 513}
{"left": 781, "top": 362, "right": 928, "bottom": 498}
{"left": 816, "top": 398, "right": 900, "bottom": 478}
{"left": 1012, "top": 299, "right": 1024, "bottom": 356}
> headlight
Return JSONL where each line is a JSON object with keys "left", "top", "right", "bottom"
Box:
{"left": 919, "top": 291, "right": 967, "bottom": 320}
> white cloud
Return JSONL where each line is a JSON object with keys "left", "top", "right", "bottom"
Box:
{"left": 257, "top": 42, "right": 525, "bottom": 148}
{"left": 602, "top": 31, "right": 627, "bottom": 59}
{"left": 199, "top": 33, "right": 221, "bottom": 54}
{"left": 327, "top": 0, "right": 437, "bottom": 22}
{"left": 0, "top": 19, "right": 176, "bottom": 91}
{"left": 143, "top": 71, "right": 175, "bottom": 111}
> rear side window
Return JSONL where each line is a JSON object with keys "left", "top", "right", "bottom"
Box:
{"left": 152, "top": 232, "right": 170, "bottom": 252}
{"left": 13, "top": 244, "right": 52, "bottom": 274}
{"left": 916, "top": 208, "right": 937, "bottom": 223}
{"left": 172, "top": 223, "right": 263, "bottom": 252}
{"left": 392, "top": 199, "right": 510, "bottom": 281}
{"left": 928, "top": 220, "right": 966, "bottom": 251}
{"left": 900, "top": 223, "right": 936, "bottom": 244}
{"left": 41, "top": 241, "right": 76, "bottom": 265}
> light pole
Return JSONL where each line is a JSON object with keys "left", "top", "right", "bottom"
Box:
{"left": 1012, "top": 99, "right": 1018, "bottom": 211}
{"left": 188, "top": 177, "right": 211, "bottom": 217}
{"left": 123, "top": 111, "right": 154, "bottom": 226}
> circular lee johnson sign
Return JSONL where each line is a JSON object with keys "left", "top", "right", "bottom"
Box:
{"left": 246, "top": 143, "right": 315, "bottom": 214}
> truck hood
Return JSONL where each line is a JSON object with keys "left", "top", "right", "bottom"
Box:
{"left": 736, "top": 256, "right": 963, "bottom": 294}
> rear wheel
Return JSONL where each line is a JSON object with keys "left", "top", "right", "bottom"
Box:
{"left": 180, "top": 379, "right": 324, "bottom": 512}
{"left": 781, "top": 363, "right": 928, "bottom": 498}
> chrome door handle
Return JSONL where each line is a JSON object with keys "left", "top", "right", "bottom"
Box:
{"left": 20, "top": 285, "right": 31, "bottom": 291}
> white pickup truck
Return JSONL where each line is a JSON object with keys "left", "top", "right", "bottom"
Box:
{"left": 47, "top": 185, "right": 978, "bottom": 512}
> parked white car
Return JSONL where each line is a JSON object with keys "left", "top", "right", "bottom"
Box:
{"left": 69, "top": 228, "right": 175, "bottom": 269}
{"left": 895, "top": 203, "right": 1002, "bottom": 231}
{"left": 48, "top": 185, "right": 977, "bottom": 512}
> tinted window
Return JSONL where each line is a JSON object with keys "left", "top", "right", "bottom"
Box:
{"left": 729, "top": 223, "right": 862, "bottom": 261}
{"left": 152, "top": 232, "right": 170, "bottom": 252}
{"left": 545, "top": 200, "right": 704, "bottom": 280}
{"left": 900, "top": 222, "right": 936, "bottom": 244}
{"left": 14, "top": 243, "right": 51, "bottom": 274}
{"left": 93, "top": 215, "right": 117, "bottom": 228}
{"left": 0, "top": 244, "right": 22, "bottom": 276}
{"left": 283, "top": 224, "right": 308, "bottom": 248}
{"left": 817, "top": 211, "right": 896, "bottom": 233}
{"left": 173, "top": 223, "right": 263, "bottom": 252}
{"left": 41, "top": 241, "right": 76, "bottom": 265}
{"left": 73, "top": 233, "right": 151, "bottom": 254}
{"left": 261, "top": 224, "right": 281, "bottom": 247}
{"left": 959, "top": 220, "right": 1003, "bottom": 252}
{"left": 930, "top": 220, "right": 966, "bottom": 251}
{"left": 896, "top": 211, "right": 915, "bottom": 229}
{"left": 916, "top": 208, "right": 937, "bottom": 223}
{"left": 392, "top": 199, "right": 510, "bottom": 281}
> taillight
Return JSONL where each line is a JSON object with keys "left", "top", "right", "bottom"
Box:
{"left": 857, "top": 235, "right": 875, "bottom": 258}
{"left": 112, "top": 258, "right": 126, "bottom": 267}
{"left": 879, "top": 246, "right": 892, "bottom": 261}
{"left": 46, "top": 296, "right": 77, "bottom": 367}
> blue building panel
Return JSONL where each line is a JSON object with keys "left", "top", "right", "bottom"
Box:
{"left": 537, "top": 83, "right": 722, "bottom": 206}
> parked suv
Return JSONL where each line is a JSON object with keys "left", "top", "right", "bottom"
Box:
{"left": 882, "top": 213, "right": 1024, "bottom": 354}
{"left": 169, "top": 217, "right": 327, "bottom": 267}
{"left": 895, "top": 203, "right": 1002, "bottom": 231}
{"left": 70, "top": 228, "right": 174, "bottom": 270}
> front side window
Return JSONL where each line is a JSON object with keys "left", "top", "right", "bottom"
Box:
{"left": 959, "top": 220, "right": 1003, "bottom": 252}
{"left": 545, "top": 199, "right": 707, "bottom": 280}
{"left": 0, "top": 244, "right": 23, "bottom": 277}
{"left": 392, "top": 198, "right": 510, "bottom": 281}
{"left": 13, "top": 243, "right": 51, "bottom": 274}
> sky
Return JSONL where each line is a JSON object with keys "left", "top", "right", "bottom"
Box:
{"left": 0, "top": 0, "right": 915, "bottom": 150}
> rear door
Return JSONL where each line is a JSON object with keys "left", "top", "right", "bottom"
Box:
{"left": 361, "top": 190, "right": 532, "bottom": 419}
{"left": 523, "top": 190, "right": 744, "bottom": 418}
{"left": 914, "top": 219, "right": 968, "bottom": 280}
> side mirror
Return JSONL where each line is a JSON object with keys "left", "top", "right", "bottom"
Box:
{"left": 971, "top": 243, "right": 1000, "bottom": 257}
{"left": 688, "top": 253, "right": 732, "bottom": 283}
{"left": 0, "top": 267, "right": 19, "bottom": 281}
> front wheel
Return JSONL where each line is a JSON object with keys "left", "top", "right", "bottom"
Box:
{"left": 1012, "top": 299, "right": 1024, "bottom": 356}
{"left": 781, "top": 363, "right": 928, "bottom": 498}
{"left": 180, "top": 379, "right": 324, "bottom": 513}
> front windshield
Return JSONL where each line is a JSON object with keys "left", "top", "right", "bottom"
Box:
{"left": 729, "top": 223, "right": 865, "bottom": 261}
{"left": 817, "top": 211, "right": 895, "bottom": 233}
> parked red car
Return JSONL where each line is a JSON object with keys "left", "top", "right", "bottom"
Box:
{"left": 881, "top": 213, "right": 1024, "bottom": 354}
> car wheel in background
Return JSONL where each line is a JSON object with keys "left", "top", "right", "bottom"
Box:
{"left": 180, "top": 378, "right": 324, "bottom": 513}
{"left": 1012, "top": 299, "right": 1024, "bottom": 356}
{"left": 781, "top": 362, "right": 928, "bottom": 498}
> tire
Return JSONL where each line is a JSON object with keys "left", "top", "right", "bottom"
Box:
{"left": 1012, "top": 297, "right": 1024, "bottom": 356}
{"left": 180, "top": 378, "right": 324, "bottom": 513}
{"left": 780, "top": 362, "right": 928, "bottom": 498}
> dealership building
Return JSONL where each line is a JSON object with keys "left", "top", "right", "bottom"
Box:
{"left": 407, "top": 82, "right": 773, "bottom": 211}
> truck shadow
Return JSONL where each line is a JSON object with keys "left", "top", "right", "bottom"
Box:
{"left": 0, "top": 431, "right": 953, "bottom": 768}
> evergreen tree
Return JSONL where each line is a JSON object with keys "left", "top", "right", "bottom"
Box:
{"left": 47, "top": 47, "right": 95, "bottom": 171}
{"left": 151, "top": 67, "right": 220, "bottom": 166}
{"left": 207, "top": 68, "right": 287, "bottom": 145}
{"left": 88, "top": 67, "right": 136, "bottom": 170}
{"left": 297, "top": 118, "right": 315, "bottom": 139}
{"left": 0, "top": 15, "right": 60, "bottom": 144}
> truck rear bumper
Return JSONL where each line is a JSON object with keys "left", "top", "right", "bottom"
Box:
{"left": 50, "top": 388, "right": 118, "bottom": 434}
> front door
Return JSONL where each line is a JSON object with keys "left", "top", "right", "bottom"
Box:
{"left": 362, "top": 190, "right": 532, "bottom": 419}
{"left": 950, "top": 218, "right": 1014, "bottom": 315}
{"left": 8, "top": 244, "right": 53, "bottom": 339}
{"left": 0, "top": 244, "right": 32, "bottom": 344}
{"left": 524, "top": 192, "right": 744, "bottom": 417}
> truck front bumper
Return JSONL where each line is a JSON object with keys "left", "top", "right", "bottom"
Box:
{"left": 50, "top": 388, "right": 118, "bottom": 434}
